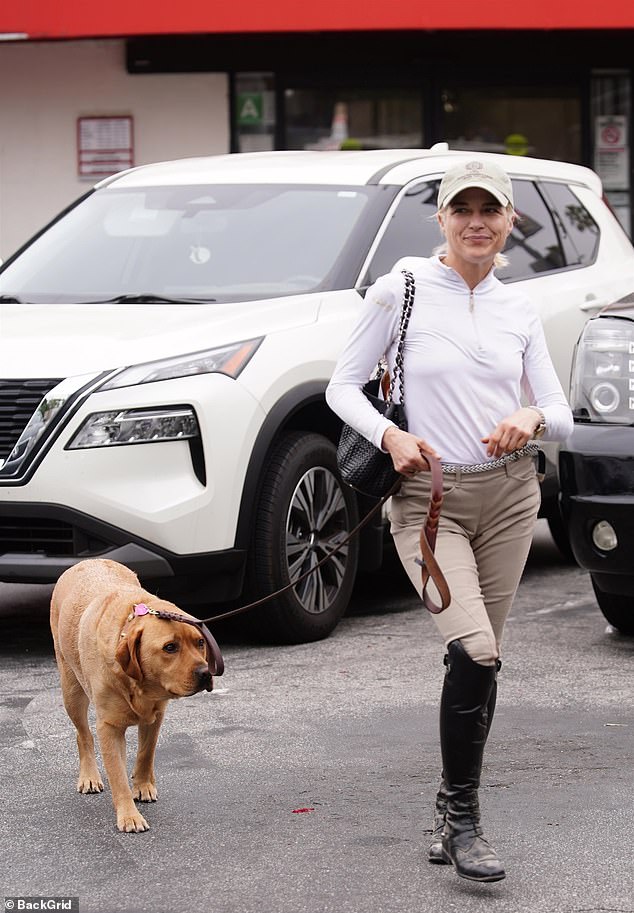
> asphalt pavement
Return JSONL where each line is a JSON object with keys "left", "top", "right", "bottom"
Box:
{"left": 1, "top": 521, "right": 633, "bottom": 913}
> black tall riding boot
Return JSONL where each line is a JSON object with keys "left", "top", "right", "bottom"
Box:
{"left": 439, "top": 639, "right": 505, "bottom": 882}
{"left": 428, "top": 656, "right": 499, "bottom": 864}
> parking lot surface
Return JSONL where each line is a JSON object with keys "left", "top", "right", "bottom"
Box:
{"left": 1, "top": 523, "right": 633, "bottom": 913}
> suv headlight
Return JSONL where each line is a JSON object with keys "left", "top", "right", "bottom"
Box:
{"left": 67, "top": 338, "right": 263, "bottom": 453}
{"left": 570, "top": 317, "right": 634, "bottom": 423}
{"left": 101, "top": 338, "right": 263, "bottom": 389}
{"left": 68, "top": 406, "right": 199, "bottom": 449}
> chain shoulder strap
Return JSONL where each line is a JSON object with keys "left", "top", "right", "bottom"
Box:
{"left": 387, "top": 269, "right": 415, "bottom": 406}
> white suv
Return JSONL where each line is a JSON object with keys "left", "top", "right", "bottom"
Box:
{"left": 1, "top": 148, "right": 633, "bottom": 641}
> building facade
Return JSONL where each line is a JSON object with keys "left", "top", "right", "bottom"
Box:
{"left": 0, "top": 2, "right": 632, "bottom": 257}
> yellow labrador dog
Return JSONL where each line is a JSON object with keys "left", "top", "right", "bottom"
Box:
{"left": 50, "top": 558, "right": 223, "bottom": 833}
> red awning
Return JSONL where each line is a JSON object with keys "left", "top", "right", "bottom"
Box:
{"left": 2, "top": 0, "right": 633, "bottom": 39}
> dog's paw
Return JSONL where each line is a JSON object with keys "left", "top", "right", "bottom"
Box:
{"left": 77, "top": 774, "right": 104, "bottom": 794}
{"left": 133, "top": 782, "right": 158, "bottom": 803}
{"left": 117, "top": 811, "right": 150, "bottom": 833}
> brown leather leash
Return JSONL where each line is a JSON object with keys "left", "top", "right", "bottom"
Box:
{"left": 149, "top": 610, "right": 225, "bottom": 677}
{"left": 413, "top": 456, "right": 451, "bottom": 614}
{"left": 145, "top": 455, "right": 451, "bottom": 678}
{"left": 193, "top": 453, "right": 450, "bottom": 627}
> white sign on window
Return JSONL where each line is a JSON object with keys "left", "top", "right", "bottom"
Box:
{"left": 595, "top": 115, "right": 630, "bottom": 191}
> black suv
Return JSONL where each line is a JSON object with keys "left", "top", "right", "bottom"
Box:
{"left": 559, "top": 292, "right": 634, "bottom": 634}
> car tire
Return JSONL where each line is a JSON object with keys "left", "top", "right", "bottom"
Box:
{"left": 591, "top": 576, "right": 634, "bottom": 635}
{"left": 547, "top": 511, "right": 576, "bottom": 563}
{"left": 246, "top": 431, "right": 360, "bottom": 644}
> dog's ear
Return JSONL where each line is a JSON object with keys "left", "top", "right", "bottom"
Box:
{"left": 115, "top": 626, "right": 144, "bottom": 681}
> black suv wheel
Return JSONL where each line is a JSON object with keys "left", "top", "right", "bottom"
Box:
{"left": 591, "top": 576, "right": 634, "bottom": 635}
{"left": 247, "top": 431, "right": 359, "bottom": 643}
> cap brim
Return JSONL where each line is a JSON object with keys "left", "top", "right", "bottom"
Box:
{"left": 440, "top": 180, "right": 511, "bottom": 209}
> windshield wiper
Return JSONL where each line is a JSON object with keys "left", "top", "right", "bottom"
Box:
{"left": 85, "top": 293, "right": 216, "bottom": 304}
{"left": 0, "top": 294, "right": 23, "bottom": 303}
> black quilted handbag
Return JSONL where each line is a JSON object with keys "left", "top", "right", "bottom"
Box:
{"left": 337, "top": 270, "right": 415, "bottom": 498}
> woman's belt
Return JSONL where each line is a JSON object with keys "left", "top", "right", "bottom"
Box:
{"left": 440, "top": 443, "right": 539, "bottom": 475}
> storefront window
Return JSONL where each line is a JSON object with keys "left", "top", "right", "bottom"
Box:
{"left": 235, "top": 72, "right": 276, "bottom": 153}
{"left": 283, "top": 88, "right": 423, "bottom": 151}
{"left": 440, "top": 85, "right": 582, "bottom": 163}
{"left": 591, "top": 70, "right": 631, "bottom": 236}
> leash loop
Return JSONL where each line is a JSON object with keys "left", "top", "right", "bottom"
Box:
{"left": 414, "top": 456, "right": 451, "bottom": 614}
{"left": 150, "top": 609, "right": 225, "bottom": 677}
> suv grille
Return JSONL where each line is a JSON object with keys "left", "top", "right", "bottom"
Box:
{"left": 0, "top": 516, "right": 110, "bottom": 557}
{"left": 0, "top": 517, "right": 75, "bottom": 556}
{"left": 0, "top": 379, "right": 63, "bottom": 461}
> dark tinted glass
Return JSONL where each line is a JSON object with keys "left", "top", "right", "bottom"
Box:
{"left": 362, "top": 180, "right": 441, "bottom": 284}
{"left": 541, "top": 182, "right": 600, "bottom": 266}
{"left": 498, "top": 181, "right": 565, "bottom": 281}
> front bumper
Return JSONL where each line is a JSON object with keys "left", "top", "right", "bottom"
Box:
{"left": 0, "top": 501, "right": 247, "bottom": 601}
{"left": 559, "top": 424, "right": 634, "bottom": 590}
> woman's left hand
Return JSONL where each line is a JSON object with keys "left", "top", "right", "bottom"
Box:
{"left": 482, "top": 407, "right": 541, "bottom": 458}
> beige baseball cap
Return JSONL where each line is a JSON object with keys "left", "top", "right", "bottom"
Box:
{"left": 437, "top": 159, "right": 514, "bottom": 210}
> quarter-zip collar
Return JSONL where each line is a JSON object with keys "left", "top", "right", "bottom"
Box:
{"left": 431, "top": 255, "right": 499, "bottom": 296}
{"left": 431, "top": 256, "right": 491, "bottom": 353}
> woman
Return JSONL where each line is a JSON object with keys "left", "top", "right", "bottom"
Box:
{"left": 326, "top": 158, "right": 573, "bottom": 883}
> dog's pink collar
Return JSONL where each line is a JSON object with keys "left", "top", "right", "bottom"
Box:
{"left": 126, "top": 602, "right": 159, "bottom": 621}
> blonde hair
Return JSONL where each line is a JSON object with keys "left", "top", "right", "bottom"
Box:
{"left": 434, "top": 201, "right": 516, "bottom": 270}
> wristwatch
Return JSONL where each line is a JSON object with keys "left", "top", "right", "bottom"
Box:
{"left": 528, "top": 406, "right": 546, "bottom": 439}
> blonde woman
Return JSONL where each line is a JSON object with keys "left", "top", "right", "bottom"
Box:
{"left": 326, "top": 158, "right": 573, "bottom": 882}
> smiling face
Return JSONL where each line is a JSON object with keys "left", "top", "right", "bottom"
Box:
{"left": 437, "top": 187, "right": 515, "bottom": 273}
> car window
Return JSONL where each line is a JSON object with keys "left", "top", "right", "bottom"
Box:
{"left": 540, "top": 181, "right": 600, "bottom": 267}
{"left": 363, "top": 178, "right": 569, "bottom": 287}
{"left": 362, "top": 180, "right": 442, "bottom": 285}
{"left": 0, "top": 184, "right": 383, "bottom": 303}
{"left": 496, "top": 180, "right": 565, "bottom": 282}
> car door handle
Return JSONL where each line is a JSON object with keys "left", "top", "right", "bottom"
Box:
{"left": 579, "top": 297, "right": 608, "bottom": 312}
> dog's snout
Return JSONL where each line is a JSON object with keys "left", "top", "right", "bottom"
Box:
{"left": 195, "top": 664, "right": 213, "bottom": 692}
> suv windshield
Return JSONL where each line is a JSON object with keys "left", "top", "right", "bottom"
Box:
{"left": 0, "top": 184, "right": 384, "bottom": 304}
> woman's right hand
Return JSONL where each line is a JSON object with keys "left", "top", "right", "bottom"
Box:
{"left": 381, "top": 426, "right": 440, "bottom": 476}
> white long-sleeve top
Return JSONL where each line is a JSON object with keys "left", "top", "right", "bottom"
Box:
{"left": 326, "top": 256, "right": 574, "bottom": 466}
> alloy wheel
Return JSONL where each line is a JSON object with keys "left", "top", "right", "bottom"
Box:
{"left": 285, "top": 466, "right": 351, "bottom": 615}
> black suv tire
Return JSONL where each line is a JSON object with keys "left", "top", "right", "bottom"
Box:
{"left": 591, "top": 576, "right": 634, "bottom": 635}
{"left": 247, "top": 431, "right": 360, "bottom": 643}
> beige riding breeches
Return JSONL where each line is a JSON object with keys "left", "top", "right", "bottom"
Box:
{"left": 389, "top": 455, "right": 541, "bottom": 666}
